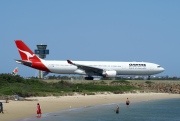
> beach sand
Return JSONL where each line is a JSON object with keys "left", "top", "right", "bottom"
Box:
{"left": 0, "top": 93, "right": 180, "bottom": 121}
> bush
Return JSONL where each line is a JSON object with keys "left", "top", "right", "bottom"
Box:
{"left": 0, "top": 74, "right": 140, "bottom": 97}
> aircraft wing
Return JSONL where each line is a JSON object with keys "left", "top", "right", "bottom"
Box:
{"left": 67, "top": 60, "right": 103, "bottom": 75}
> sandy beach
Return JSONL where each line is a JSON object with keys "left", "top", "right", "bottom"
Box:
{"left": 0, "top": 93, "right": 180, "bottom": 121}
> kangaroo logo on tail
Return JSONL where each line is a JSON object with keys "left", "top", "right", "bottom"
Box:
{"left": 15, "top": 40, "right": 40, "bottom": 62}
{"left": 15, "top": 40, "right": 50, "bottom": 72}
{"left": 18, "top": 48, "right": 35, "bottom": 61}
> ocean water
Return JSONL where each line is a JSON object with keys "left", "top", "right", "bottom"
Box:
{"left": 20, "top": 98, "right": 180, "bottom": 121}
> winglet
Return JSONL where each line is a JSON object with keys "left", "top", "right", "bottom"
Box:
{"left": 67, "top": 60, "right": 73, "bottom": 64}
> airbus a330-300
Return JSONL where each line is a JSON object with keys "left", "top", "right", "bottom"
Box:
{"left": 14, "top": 40, "right": 164, "bottom": 80}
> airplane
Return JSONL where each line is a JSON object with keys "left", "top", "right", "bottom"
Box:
{"left": 14, "top": 40, "right": 165, "bottom": 80}
{"left": 12, "top": 67, "right": 18, "bottom": 75}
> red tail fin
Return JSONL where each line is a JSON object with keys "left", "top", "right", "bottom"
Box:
{"left": 13, "top": 67, "right": 18, "bottom": 73}
{"left": 12, "top": 67, "right": 18, "bottom": 75}
{"left": 15, "top": 40, "right": 40, "bottom": 62}
{"left": 15, "top": 40, "right": 50, "bottom": 72}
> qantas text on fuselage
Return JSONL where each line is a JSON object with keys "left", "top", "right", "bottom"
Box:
{"left": 14, "top": 40, "right": 165, "bottom": 80}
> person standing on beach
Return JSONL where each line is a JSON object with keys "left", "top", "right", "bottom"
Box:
{"left": 0, "top": 102, "right": 3, "bottom": 113}
{"left": 37, "top": 103, "right": 42, "bottom": 117}
{"left": 126, "top": 98, "right": 130, "bottom": 107}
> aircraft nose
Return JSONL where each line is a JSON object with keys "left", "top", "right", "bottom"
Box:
{"left": 161, "top": 67, "right": 165, "bottom": 72}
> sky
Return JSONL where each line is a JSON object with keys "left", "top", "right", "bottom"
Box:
{"left": 1, "top": 0, "right": 180, "bottom": 77}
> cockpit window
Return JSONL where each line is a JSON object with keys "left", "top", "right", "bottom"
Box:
{"left": 157, "top": 66, "right": 161, "bottom": 68}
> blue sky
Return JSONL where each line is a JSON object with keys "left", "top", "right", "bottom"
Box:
{"left": 1, "top": 0, "right": 180, "bottom": 77}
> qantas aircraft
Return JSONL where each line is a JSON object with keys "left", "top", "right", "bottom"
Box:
{"left": 12, "top": 67, "right": 18, "bottom": 75}
{"left": 14, "top": 40, "right": 164, "bottom": 80}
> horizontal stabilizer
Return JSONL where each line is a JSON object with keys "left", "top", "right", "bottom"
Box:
{"left": 15, "top": 60, "right": 32, "bottom": 67}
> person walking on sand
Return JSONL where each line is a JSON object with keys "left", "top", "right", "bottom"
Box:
{"left": 126, "top": 98, "right": 130, "bottom": 107}
{"left": 37, "top": 103, "right": 42, "bottom": 117}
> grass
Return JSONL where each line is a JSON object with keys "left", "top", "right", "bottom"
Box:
{"left": 0, "top": 74, "right": 140, "bottom": 97}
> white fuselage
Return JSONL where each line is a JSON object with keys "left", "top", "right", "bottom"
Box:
{"left": 14, "top": 40, "right": 165, "bottom": 78}
{"left": 41, "top": 60, "right": 164, "bottom": 76}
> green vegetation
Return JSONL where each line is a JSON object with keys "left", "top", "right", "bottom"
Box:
{"left": 110, "top": 79, "right": 130, "bottom": 85}
{"left": 0, "top": 74, "right": 139, "bottom": 97}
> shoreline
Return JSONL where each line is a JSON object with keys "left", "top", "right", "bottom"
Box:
{"left": 0, "top": 93, "right": 180, "bottom": 121}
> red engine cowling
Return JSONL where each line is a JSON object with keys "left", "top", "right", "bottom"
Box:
{"left": 103, "top": 71, "right": 117, "bottom": 77}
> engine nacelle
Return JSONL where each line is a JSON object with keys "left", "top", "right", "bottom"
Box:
{"left": 103, "top": 70, "right": 117, "bottom": 77}
{"left": 74, "top": 69, "right": 86, "bottom": 74}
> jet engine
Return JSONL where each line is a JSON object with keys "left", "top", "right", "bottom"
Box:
{"left": 103, "top": 70, "right": 117, "bottom": 77}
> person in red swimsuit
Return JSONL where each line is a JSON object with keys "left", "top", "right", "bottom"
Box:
{"left": 37, "top": 103, "right": 42, "bottom": 117}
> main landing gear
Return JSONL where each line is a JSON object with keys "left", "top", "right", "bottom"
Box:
{"left": 85, "top": 76, "right": 94, "bottom": 80}
{"left": 148, "top": 75, "right": 151, "bottom": 80}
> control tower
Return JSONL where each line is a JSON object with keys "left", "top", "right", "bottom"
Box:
{"left": 34, "top": 44, "right": 49, "bottom": 78}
